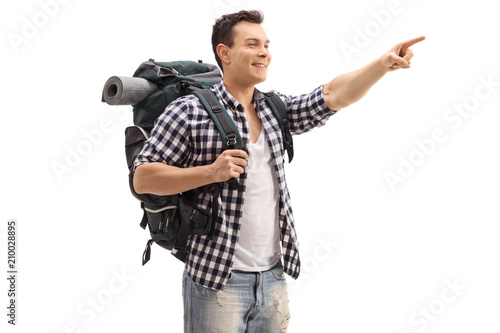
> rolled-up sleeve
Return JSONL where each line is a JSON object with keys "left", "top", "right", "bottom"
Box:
{"left": 276, "top": 85, "right": 336, "bottom": 135}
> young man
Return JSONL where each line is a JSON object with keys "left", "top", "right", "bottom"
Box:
{"left": 133, "top": 10, "right": 424, "bottom": 333}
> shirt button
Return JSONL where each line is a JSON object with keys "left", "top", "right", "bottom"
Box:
{"left": 232, "top": 239, "right": 236, "bottom": 244}
{"left": 235, "top": 213, "right": 240, "bottom": 218}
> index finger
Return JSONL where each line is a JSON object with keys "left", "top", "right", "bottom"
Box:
{"left": 401, "top": 36, "right": 426, "bottom": 48}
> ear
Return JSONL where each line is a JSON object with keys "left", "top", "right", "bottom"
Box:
{"left": 216, "top": 43, "right": 231, "bottom": 67}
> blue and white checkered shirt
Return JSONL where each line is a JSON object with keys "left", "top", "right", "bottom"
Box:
{"left": 135, "top": 80, "right": 336, "bottom": 291}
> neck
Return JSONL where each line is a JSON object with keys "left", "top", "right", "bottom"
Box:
{"left": 222, "top": 75, "right": 255, "bottom": 106}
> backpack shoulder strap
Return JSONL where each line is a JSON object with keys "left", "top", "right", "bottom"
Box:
{"left": 176, "top": 81, "right": 244, "bottom": 151}
{"left": 263, "top": 92, "right": 294, "bottom": 162}
{"left": 192, "top": 86, "right": 246, "bottom": 193}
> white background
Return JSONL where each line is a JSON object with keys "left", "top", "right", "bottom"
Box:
{"left": 2, "top": 0, "right": 499, "bottom": 332}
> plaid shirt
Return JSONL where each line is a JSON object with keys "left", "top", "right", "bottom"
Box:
{"left": 135, "top": 80, "right": 336, "bottom": 291}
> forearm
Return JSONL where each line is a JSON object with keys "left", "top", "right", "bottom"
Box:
{"left": 134, "top": 149, "right": 248, "bottom": 195}
{"left": 133, "top": 162, "right": 213, "bottom": 196}
{"left": 323, "top": 57, "right": 388, "bottom": 110}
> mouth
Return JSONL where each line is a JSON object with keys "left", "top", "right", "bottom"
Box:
{"left": 252, "top": 63, "right": 267, "bottom": 69}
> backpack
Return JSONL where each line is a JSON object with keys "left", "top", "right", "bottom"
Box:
{"left": 103, "top": 59, "right": 293, "bottom": 265}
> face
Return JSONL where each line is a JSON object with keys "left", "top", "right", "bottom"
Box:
{"left": 219, "top": 21, "right": 272, "bottom": 86}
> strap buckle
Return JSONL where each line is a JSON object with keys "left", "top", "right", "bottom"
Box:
{"left": 226, "top": 134, "right": 237, "bottom": 147}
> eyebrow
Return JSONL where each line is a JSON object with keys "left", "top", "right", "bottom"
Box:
{"left": 245, "top": 38, "right": 270, "bottom": 44}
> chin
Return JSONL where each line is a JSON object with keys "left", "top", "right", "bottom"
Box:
{"left": 254, "top": 74, "right": 268, "bottom": 84}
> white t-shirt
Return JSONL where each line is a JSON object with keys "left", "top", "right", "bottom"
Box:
{"left": 232, "top": 129, "right": 281, "bottom": 271}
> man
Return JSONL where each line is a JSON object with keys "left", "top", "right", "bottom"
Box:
{"left": 133, "top": 9, "right": 424, "bottom": 333}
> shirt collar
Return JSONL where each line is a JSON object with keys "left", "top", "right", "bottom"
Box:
{"left": 211, "top": 80, "right": 266, "bottom": 114}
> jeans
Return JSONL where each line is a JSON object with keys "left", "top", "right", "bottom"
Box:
{"left": 182, "top": 263, "right": 291, "bottom": 333}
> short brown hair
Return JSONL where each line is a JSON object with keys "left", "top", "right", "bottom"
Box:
{"left": 211, "top": 10, "right": 264, "bottom": 71}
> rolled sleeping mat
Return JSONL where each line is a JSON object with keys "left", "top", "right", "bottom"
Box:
{"left": 102, "top": 76, "right": 158, "bottom": 105}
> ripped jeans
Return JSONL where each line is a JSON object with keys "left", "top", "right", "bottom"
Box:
{"left": 182, "top": 262, "right": 291, "bottom": 333}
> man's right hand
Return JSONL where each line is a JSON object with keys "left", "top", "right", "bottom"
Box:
{"left": 209, "top": 149, "right": 248, "bottom": 183}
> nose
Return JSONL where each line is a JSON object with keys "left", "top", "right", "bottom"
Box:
{"left": 258, "top": 46, "right": 270, "bottom": 58}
